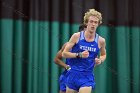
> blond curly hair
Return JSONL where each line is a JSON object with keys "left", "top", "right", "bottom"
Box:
{"left": 83, "top": 9, "right": 102, "bottom": 25}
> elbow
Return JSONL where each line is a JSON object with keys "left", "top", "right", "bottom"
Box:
{"left": 54, "top": 58, "right": 58, "bottom": 64}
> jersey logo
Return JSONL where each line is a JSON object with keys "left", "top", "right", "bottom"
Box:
{"left": 79, "top": 45, "right": 96, "bottom": 52}
{"left": 93, "top": 48, "right": 96, "bottom": 52}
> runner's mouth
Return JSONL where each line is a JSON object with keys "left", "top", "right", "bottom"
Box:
{"left": 91, "top": 27, "right": 94, "bottom": 29}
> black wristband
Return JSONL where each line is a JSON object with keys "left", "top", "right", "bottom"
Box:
{"left": 76, "top": 53, "right": 80, "bottom": 58}
{"left": 76, "top": 52, "right": 82, "bottom": 58}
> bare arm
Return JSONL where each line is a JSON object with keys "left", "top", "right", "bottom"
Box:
{"left": 62, "top": 32, "right": 89, "bottom": 58}
{"left": 99, "top": 38, "right": 106, "bottom": 63}
{"left": 54, "top": 43, "right": 68, "bottom": 69}
{"left": 62, "top": 33, "right": 79, "bottom": 58}
{"left": 95, "top": 37, "right": 106, "bottom": 65}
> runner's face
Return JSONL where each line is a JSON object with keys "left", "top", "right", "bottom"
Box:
{"left": 86, "top": 16, "right": 99, "bottom": 33}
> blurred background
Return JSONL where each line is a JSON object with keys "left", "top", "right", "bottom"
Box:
{"left": 0, "top": 0, "right": 140, "bottom": 93}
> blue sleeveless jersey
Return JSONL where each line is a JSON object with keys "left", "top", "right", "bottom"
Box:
{"left": 69, "top": 31, "right": 100, "bottom": 72}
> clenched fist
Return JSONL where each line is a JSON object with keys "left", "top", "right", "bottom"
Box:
{"left": 81, "top": 50, "right": 89, "bottom": 58}
{"left": 95, "top": 58, "right": 102, "bottom": 65}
